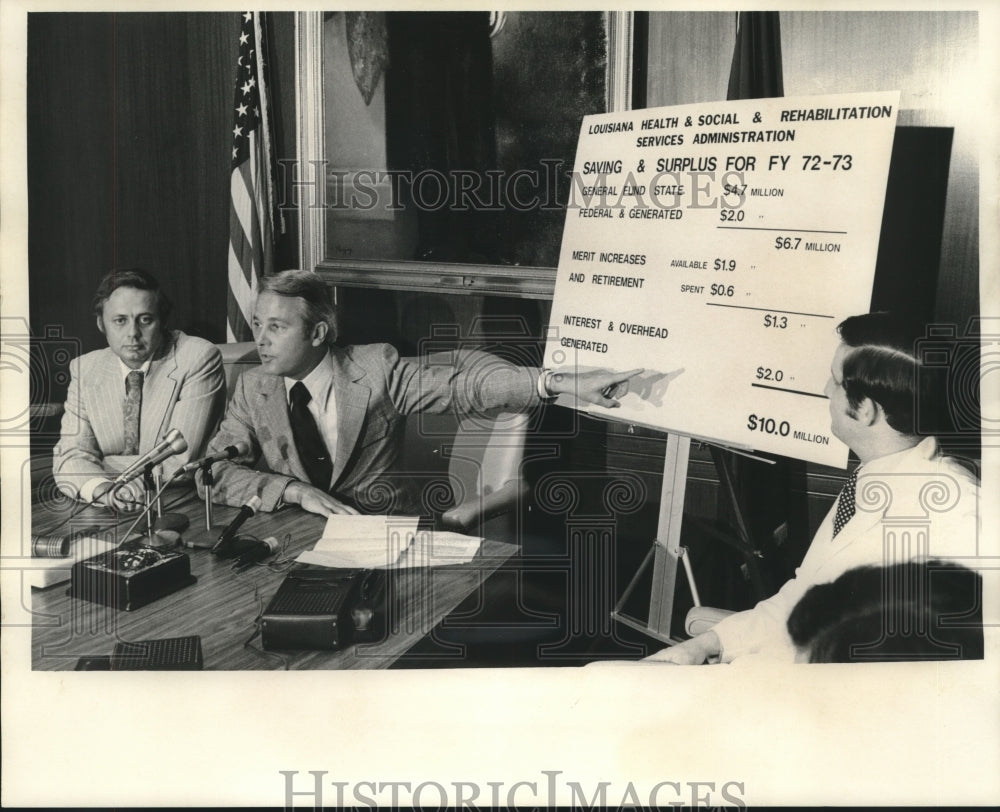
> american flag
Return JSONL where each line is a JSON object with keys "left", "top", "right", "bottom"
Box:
{"left": 227, "top": 11, "right": 277, "bottom": 342}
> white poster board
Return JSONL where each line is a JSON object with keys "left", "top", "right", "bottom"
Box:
{"left": 543, "top": 90, "right": 900, "bottom": 467}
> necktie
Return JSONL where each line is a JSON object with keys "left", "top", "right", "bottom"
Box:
{"left": 289, "top": 381, "right": 332, "bottom": 489}
{"left": 832, "top": 466, "right": 859, "bottom": 538}
{"left": 122, "top": 370, "right": 143, "bottom": 455}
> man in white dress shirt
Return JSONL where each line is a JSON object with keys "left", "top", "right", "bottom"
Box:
{"left": 647, "top": 311, "right": 981, "bottom": 664}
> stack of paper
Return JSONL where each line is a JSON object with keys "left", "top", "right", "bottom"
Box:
{"left": 396, "top": 531, "right": 483, "bottom": 569}
{"left": 295, "top": 515, "right": 482, "bottom": 570}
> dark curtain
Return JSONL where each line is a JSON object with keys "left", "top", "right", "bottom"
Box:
{"left": 384, "top": 12, "right": 500, "bottom": 263}
{"left": 726, "top": 11, "right": 783, "bottom": 100}
{"left": 722, "top": 12, "right": 804, "bottom": 595}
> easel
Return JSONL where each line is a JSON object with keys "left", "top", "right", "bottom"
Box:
{"left": 611, "top": 431, "right": 772, "bottom": 644}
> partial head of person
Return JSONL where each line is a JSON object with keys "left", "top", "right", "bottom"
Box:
{"left": 92, "top": 268, "right": 172, "bottom": 369}
{"left": 787, "top": 560, "right": 984, "bottom": 663}
{"left": 824, "top": 311, "right": 937, "bottom": 461}
{"left": 251, "top": 269, "right": 338, "bottom": 380}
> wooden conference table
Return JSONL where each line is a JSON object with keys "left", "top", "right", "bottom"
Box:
{"left": 28, "top": 487, "right": 517, "bottom": 670}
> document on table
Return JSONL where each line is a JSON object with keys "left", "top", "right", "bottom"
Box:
{"left": 295, "top": 515, "right": 482, "bottom": 569}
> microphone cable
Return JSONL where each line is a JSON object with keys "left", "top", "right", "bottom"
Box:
{"left": 226, "top": 533, "right": 294, "bottom": 574}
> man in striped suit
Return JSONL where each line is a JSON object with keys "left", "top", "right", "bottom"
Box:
{"left": 53, "top": 269, "right": 226, "bottom": 512}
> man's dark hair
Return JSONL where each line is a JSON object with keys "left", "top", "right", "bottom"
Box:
{"left": 91, "top": 268, "right": 173, "bottom": 323}
{"left": 258, "top": 269, "right": 338, "bottom": 345}
{"left": 836, "top": 311, "right": 934, "bottom": 436}
{"left": 787, "top": 560, "right": 983, "bottom": 663}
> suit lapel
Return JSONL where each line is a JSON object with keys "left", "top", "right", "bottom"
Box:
{"left": 254, "top": 373, "right": 313, "bottom": 484}
{"left": 329, "top": 348, "right": 371, "bottom": 489}
{"left": 87, "top": 351, "right": 127, "bottom": 451}
{"left": 140, "top": 333, "right": 180, "bottom": 448}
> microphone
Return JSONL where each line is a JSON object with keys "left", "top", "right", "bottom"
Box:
{"left": 180, "top": 441, "right": 251, "bottom": 474}
{"left": 112, "top": 429, "right": 188, "bottom": 486}
{"left": 212, "top": 495, "right": 263, "bottom": 554}
{"left": 233, "top": 536, "right": 278, "bottom": 572}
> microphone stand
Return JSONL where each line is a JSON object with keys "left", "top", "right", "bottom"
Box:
{"left": 143, "top": 465, "right": 157, "bottom": 540}
{"left": 152, "top": 464, "right": 191, "bottom": 536}
{"left": 200, "top": 463, "right": 216, "bottom": 532}
{"left": 115, "top": 465, "right": 186, "bottom": 551}
{"left": 177, "top": 462, "right": 237, "bottom": 550}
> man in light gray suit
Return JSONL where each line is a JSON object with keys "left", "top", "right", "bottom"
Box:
{"left": 204, "top": 269, "right": 641, "bottom": 517}
{"left": 53, "top": 269, "right": 226, "bottom": 511}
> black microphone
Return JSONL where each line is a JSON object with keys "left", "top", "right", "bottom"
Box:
{"left": 179, "top": 441, "right": 251, "bottom": 474}
{"left": 112, "top": 429, "right": 188, "bottom": 485}
{"left": 233, "top": 536, "right": 278, "bottom": 572}
{"left": 212, "top": 495, "right": 262, "bottom": 555}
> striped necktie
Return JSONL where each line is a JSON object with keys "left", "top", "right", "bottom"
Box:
{"left": 123, "top": 370, "right": 143, "bottom": 455}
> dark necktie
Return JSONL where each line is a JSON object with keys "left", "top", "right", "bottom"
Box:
{"left": 832, "top": 466, "right": 859, "bottom": 538}
{"left": 289, "top": 381, "right": 332, "bottom": 489}
{"left": 123, "top": 370, "right": 143, "bottom": 455}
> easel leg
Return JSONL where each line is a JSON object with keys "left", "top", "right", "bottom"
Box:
{"left": 612, "top": 433, "right": 691, "bottom": 644}
{"left": 648, "top": 433, "right": 690, "bottom": 637}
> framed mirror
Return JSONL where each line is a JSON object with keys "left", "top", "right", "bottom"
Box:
{"left": 296, "top": 10, "right": 633, "bottom": 298}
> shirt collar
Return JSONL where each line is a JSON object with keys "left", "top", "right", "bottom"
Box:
{"left": 284, "top": 351, "right": 334, "bottom": 407}
{"left": 119, "top": 357, "right": 152, "bottom": 382}
{"left": 857, "top": 436, "right": 937, "bottom": 477}
{"left": 115, "top": 330, "right": 175, "bottom": 382}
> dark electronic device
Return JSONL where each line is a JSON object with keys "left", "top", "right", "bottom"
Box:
{"left": 260, "top": 567, "right": 388, "bottom": 651}
{"left": 74, "top": 636, "right": 204, "bottom": 670}
{"left": 111, "top": 635, "right": 204, "bottom": 670}
{"left": 68, "top": 546, "right": 196, "bottom": 611}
